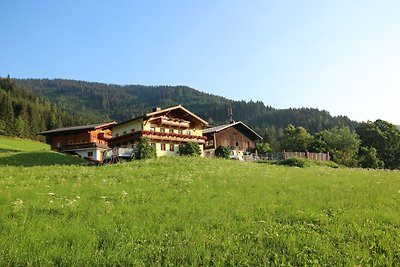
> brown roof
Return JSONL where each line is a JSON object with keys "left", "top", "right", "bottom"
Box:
{"left": 203, "top": 121, "right": 263, "bottom": 140}
{"left": 39, "top": 121, "right": 117, "bottom": 135}
{"left": 117, "top": 105, "right": 208, "bottom": 127}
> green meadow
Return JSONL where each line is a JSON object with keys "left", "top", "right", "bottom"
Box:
{"left": 1, "top": 136, "right": 400, "bottom": 265}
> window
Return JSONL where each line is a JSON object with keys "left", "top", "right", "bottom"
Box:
{"left": 131, "top": 129, "right": 135, "bottom": 132}
{"left": 169, "top": 144, "right": 175, "bottom": 151}
{"left": 115, "top": 133, "right": 119, "bottom": 137}
{"left": 123, "top": 131, "right": 127, "bottom": 135}
{"left": 150, "top": 127, "right": 156, "bottom": 132}
{"left": 186, "top": 131, "right": 191, "bottom": 135}
{"left": 169, "top": 129, "right": 174, "bottom": 133}
{"left": 88, "top": 151, "right": 93, "bottom": 157}
{"left": 151, "top": 143, "right": 156, "bottom": 149}
{"left": 178, "top": 130, "right": 183, "bottom": 134}
{"left": 236, "top": 141, "right": 239, "bottom": 147}
{"left": 160, "top": 128, "right": 165, "bottom": 133}
{"left": 161, "top": 143, "right": 166, "bottom": 151}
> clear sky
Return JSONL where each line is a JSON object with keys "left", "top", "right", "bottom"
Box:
{"left": 2, "top": 1, "right": 399, "bottom": 124}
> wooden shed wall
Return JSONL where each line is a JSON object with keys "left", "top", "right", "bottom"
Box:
{"left": 214, "top": 127, "right": 256, "bottom": 151}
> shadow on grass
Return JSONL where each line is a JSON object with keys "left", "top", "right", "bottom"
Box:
{"left": 0, "top": 148, "right": 21, "bottom": 153}
{"left": 0, "top": 151, "right": 87, "bottom": 167}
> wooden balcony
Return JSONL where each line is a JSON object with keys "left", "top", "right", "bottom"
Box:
{"left": 98, "top": 132, "right": 112, "bottom": 141}
{"left": 60, "top": 142, "right": 109, "bottom": 151}
{"left": 109, "top": 130, "right": 207, "bottom": 146}
{"left": 159, "top": 117, "right": 190, "bottom": 128}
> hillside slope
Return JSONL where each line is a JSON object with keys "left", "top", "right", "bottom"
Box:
{"left": 0, "top": 77, "right": 98, "bottom": 141}
{"left": 16, "top": 79, "right": 358, "bottom": 136}
{"left": 0, "top": 135, "right": 86, "bottom": 166}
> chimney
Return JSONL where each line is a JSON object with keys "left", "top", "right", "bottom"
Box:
{"left": 153, "top": 107, "right": 161, "bottom": 112}
{"left": 228, "top": 107, "right": 235, "bottom": 124}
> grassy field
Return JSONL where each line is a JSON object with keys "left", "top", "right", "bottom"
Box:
{"left": 0, "top": 136, "right": 86, "bottom": 167}
{"left": 1, "top": 137, "right": 400, "bottom": 265}
{"left": 0, "top": 135, "right": 50, "bottom": 152}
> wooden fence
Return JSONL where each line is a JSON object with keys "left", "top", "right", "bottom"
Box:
{"left": 243, "top": 151, "right": 330, "bottom": 162}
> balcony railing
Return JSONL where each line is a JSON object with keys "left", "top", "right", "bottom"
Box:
{"left": 109, "top": 130, "right": 207, "bottom": 145}
{"left": 98, "top": 132, "right": 113, "bottom": 141}
{"left": 155, "top": 117, "right": 190, "bottom": 128}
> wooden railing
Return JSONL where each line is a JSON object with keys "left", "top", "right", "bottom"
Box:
{"left": 245, "top": 151, "right": 330, "bottom": 162}
{"left": 109, "top": 130, "right": 207, "bottom": 146}
{"left": 97, "top": 132, "right": 112, "bottom": 141}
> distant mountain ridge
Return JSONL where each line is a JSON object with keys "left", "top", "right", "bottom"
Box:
{"left": 15, "top": 78, "right": 358, "bottom": 138}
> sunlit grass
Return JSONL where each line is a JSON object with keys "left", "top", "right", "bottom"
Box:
{"left": 1, "top": 156, "right": 400, "bottom": 265}
{"left": 0, "top": 135, "right": 85, "bottom": 166}
{"left": 0, "top": 135, "right": 49, "bottom": 152}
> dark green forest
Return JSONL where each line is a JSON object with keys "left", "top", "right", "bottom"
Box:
{"left": 15, "top": 78, "right": 358, "bottom": 139}
{"left": 0, "top": 77, "right": 97, "bottom": 141}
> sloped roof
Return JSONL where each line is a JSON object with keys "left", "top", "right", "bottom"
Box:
{"left": 203, "top": 121, "right": 263, "bottom": 140}
{"left": 39, "top": 121, "right": 117, "bottom": 135}
{"left": 117, "top": 105, "right": 208, "bottom": 127}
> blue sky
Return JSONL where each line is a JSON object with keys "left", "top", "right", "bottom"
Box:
{"left": 2, "top": 1, "right": 399, "bottom": 124}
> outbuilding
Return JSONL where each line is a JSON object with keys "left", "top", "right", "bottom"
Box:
{"left": 203, "top": 121, "right": 262, "bottom": 158}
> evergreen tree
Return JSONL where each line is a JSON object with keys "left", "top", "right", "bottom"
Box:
{"left": 0, "top": 92, "right": 15, "bottom": 135}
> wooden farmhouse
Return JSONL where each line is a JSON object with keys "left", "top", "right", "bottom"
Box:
{"left": 203, "top": 121, "right": 262, "bottom": 158}
{"left": 39, "top": 122, "right": 116, "bottom": 161}
{"left": 108, "top": 105, "right": 209, "bottom": 157}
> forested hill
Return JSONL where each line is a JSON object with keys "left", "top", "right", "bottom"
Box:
{"left": 0, "top": 77, "right": 98, "bottom": 141}
{"left": 15, "top": 78, "right": 358, "bottom": 137}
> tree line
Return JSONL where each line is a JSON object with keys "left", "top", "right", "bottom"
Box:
{"left": 0, "top": 77, "right": 96, "bottom": 141}
{"left": 16, "top": 78, "right": 358, "bottom": 136}
{"left": 261, "top": 120, "right": 400, "bottom": 169}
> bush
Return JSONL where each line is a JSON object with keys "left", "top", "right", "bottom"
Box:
{"left": 256, "top": 142, "right": 272, "bottom": 155}
{"left": 215, "top": 146, "right": 231, "bottom": 158}
{"left": 277, "top": 157, "right": 307, "bottom": 168}
{"left": 178, "top": 142, "right": 201, "bottom": 156}
{"left": 135, "top": 137, "right": 156, "bottom": 159}
{"left": 357, "top": 146, "right": 384, "bottom": 169}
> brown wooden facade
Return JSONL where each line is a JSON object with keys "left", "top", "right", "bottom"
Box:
{"left": 203, "top": 121, "right": 262, "bottom": 157}
{"left": 39, "top": 122, "right": 116, "bottom": 161}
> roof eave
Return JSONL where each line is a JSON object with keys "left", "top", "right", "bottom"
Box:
{"left": 145, "top": 105, "right": 209, "bottom": 126}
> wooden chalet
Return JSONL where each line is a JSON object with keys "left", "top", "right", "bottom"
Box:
{"left": 109, "top": 105, "right": 209, "bottom": 157}
{"left": 39, "top": 122, "right": 116, "bottom": 161}
{"left": 203, "top": 121, "right": 262, "bottom": 158}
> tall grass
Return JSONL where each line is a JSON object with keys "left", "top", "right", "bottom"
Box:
{"left": 1, "top": 156, "right": 400, "bottom": 265}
